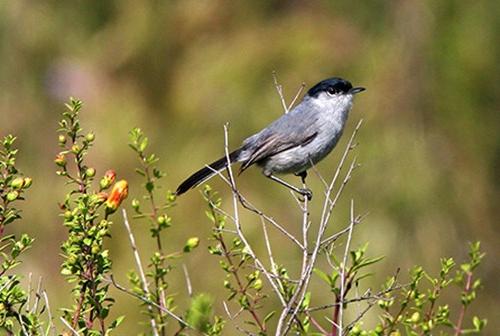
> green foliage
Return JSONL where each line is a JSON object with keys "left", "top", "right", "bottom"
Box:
{"left": 204, "top": 186, "right": 270, "bottom": 335}
{"left": 57, "top": 98, "right": 125, "bottom": 335}
{"left": 0, "top": 98, "right": 490, "bottom": 335}
{"left": 351, "top": 242, "right": 486, "bottom": 336}
{"left": 128, "top": 127, "right": 211, "bottom": 335}
{"left": 184, "top": 294, "right": 224, "bottom": 335}
{"left": 0, "top": 135, "right": 41, "bottom": 335}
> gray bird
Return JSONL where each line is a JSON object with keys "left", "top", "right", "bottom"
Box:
{"left": 176, "top": 77, "right": 365, "bottom": 200}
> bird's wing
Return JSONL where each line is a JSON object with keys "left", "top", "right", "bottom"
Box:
{"left": 239, "top": 126, "right": 318, "bottom": 172}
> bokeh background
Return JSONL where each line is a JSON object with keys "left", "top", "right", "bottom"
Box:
{"left": 1, "top": 1, "right": 499, "bottom": 334}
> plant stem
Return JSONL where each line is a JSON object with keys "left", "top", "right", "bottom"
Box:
{"left": 454, "top": 272, "right": 473, "bottom": 336}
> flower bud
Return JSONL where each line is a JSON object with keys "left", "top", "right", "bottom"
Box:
{"left": 85, "top": 133, "right": 95, "bottom": 142}
{"left": 23, "top": 177, "right": 33, "bottom": 189}
{"left": 55, "top": 154, "right": 66, "bottom": 167}
{"left": 71, "top": 144, "right": 80, "bottom": 154}
{"left": 6, "top": 191, "right": 19, "bottom": 202}
{"left": 10, "top": 177, "right": 25, "bottom": 189}
{"left": 58, "top": 135, "right": 66, "bottom": 145}
{"left": 64, "top": 210, "right": 73, "bottom": 220}
{"left": 85, "top": 167, "right": 96, "bottom": 177}
{"left": 105, "top": 180, "right": 128, "bottom": 214}
{"left": 410, "top": 311, "right": 420, "bottom": 323}
{"left": 183, "top": 237, "right": 200, "bottom": 252}
{"left": 131, "top": 199, "right": 140, "bottom": 210}
{"left": 100, "top": 169, "right": 116, "bottom": 189}
{"left": 253, "top": 278, "right": 263, "bottom": 290}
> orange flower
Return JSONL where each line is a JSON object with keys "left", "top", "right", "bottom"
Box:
{"left": 105, "top": 180, "right": 128, "bottom": 214}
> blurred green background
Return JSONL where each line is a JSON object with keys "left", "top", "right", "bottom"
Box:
{"left": 1, "top": 0, "right": 499, "bottom": 334}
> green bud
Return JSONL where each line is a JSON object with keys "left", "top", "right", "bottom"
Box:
{"left": 410, "top": 311, "right": 420, "bottom": 323}
{"left": 351, "top": 325, "right": 361, "bottom": 335}
{"left": 10, "top": 177, "right": 25, "bottom": 189}
{"left": 253, "top": 278, "right": 263, "bottom": 290}
{"left": 132, "top": 199, "right": 140, "bottom": 210}
{"left": 86, "top": 167, "right": 96, "bottom": 177}
{"left": 6, "top": 191, "right": 19, "bottom": 201}
{"left": 100, "top": 170, "right": 116, "bottom": 189}
{"left": 157, "top": 215, "right": 167, "bottom": 225}
{"left": 23, "top": 177, "right": 33, "bottom": 189}
{"left": 14, "top": 240, "right": 25, "bottom": 250}
{"left": 85, "top": 133, "right": 95, "bottom": 142}
{"left": 71, "top": 144, "right": 80, "bottom": 154}
{"left": 58, "top": 134, "right": 66, "bottom": 145}
{"left": 64, "top": 210, "right": 73, "bottom": 220}
{"left": 184, "top": 237, "right": 200, "bottom": 252}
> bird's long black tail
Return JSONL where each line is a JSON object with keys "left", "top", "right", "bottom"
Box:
{"left": 175, "top": 149, "right": 242, "bottom": 196}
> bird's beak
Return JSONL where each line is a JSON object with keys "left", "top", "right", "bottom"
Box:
{"left": 349, "top": 87, "right": 366, "bottom": 94}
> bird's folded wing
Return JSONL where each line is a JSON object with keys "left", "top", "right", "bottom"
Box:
{"left": 240, "top": 130, "right": 317, "bottom": 172}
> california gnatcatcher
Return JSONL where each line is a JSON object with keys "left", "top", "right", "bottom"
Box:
{"left": 176, "top": 77, "right": 365, "bottom": 200}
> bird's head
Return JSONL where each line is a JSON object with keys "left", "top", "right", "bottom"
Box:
{"left": 306, "top": 77, "right": 365, "bottom": 112}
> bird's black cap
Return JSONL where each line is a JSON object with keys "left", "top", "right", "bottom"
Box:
{"left": 307, "top": 77, "right": 365, "bottom": 97}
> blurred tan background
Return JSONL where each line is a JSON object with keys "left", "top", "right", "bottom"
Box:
{"left": 0, "top": 1, "right": 499, "bottom": 334}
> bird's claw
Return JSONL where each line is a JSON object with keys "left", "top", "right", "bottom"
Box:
{"left": 298, "top": 188, "right": 313, "bottom": 201}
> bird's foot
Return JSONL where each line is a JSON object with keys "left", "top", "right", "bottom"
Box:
{"left": 295, "top": 171, "right": 308, "bottom": 184}
{"left": 298, "top": 188, "right": 313, "bottom": 201}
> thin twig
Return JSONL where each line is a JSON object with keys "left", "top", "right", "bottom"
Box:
{"left": 32, "top": 275, "right": 43, "bottom": 314}
{"left": 287, "top": 82, "right": 306, "bottom": 112}
{"left": 321, "top": 212, "right": 369, "bottom": 247}
{"left": 26, "top": 272, "right": 33, "bottom": 313}
{"left": 337, "top": 200, "right": 356, "bottom": 335}
{"left": 182, "top": 264, "right": 193, "bottom": 297}
{"left": 454, "top": 272, "right": 473, "bottom": 336}
{"left": 43, "top": 290, "right": 57, "bottom": 336}
{"left": 206, "top": 165, "right": 304, "bottom": 250}
{"left": 260, "top": 217, "right": 278, "bottom": 275}
{"left": 272, "top": 71, "right": 288, "bottom": 113}
{"left": 279, "top": 122, "right": 363, "bottom": 335}
{"left": 60, "top": 317, "right": 80, "bottom": 336}
{"left": 107, "top": 276, "right": 200, "bottom": 333}
{"left": 121, "top": 209, "right": 159, "bottom": 336}
{"left": 223, "top": 123, "right": 286, "bottom": 308}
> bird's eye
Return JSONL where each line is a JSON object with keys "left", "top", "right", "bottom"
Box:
{"left": 327, "top": 86, "right": 338, "bottom": 95}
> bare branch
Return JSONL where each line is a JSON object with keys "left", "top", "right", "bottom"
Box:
{"left": 121, "top": 209, "right": 159, "bottom": 336}
{"left": 337, "top": 200, "right": 356, "bottom": 335}
{"left": 60, "top": 317, "right": 80, "bottom": 336}
{"left": 222, "top": 124, "right": 287, "bottom": 308}
{"left": 43, "top": 290, "right": 57, "bottom": 336}
{"left": 182, "top": 264, "right": 193, "bottom": 297}
{"left": 272, "top": 71, "right": 288, "bottom": 113}
{"left": 107, "top": 276, "right": 199, "bottom": 333}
